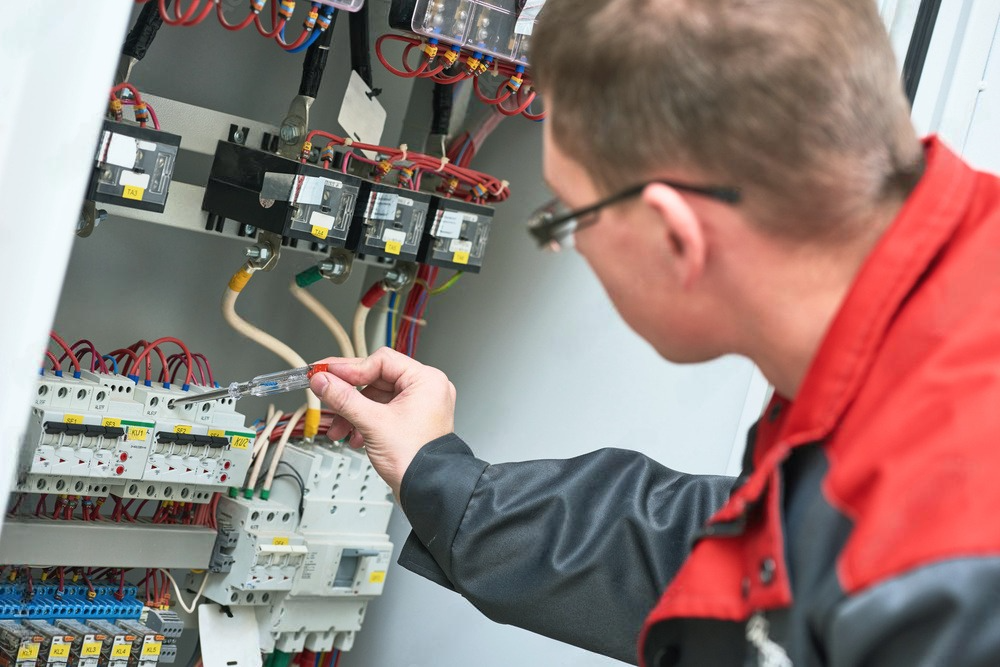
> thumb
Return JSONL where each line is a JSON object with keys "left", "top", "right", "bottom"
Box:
{"left": 310, "top": 371, "right": 377, "bottom": 428}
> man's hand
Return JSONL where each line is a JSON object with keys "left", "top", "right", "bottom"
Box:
{"left": 309, "top": 347, "right": 457, "bottom": 499}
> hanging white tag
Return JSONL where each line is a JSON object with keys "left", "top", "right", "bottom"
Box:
{"left": 198, "top": 604, "right": 263, "bottom": 667}
{"left": 338, "top": 71, "right": 387, "bottom": 160}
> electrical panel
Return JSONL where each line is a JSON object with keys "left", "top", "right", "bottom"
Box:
{"left": 389, "top": 0, "right": 537, "bottom": 66}
{"left": 353, "top": 183, "right": 431, "bottom": 261}
{"left": 88, "top": 121, "right": 181, "bottom": 214}
{"left": 19, "top": 371, "right": 254, "bottom": 501}
{"left": 420, "top": 198, "right": 493, "bottom": 273}
{"left": 202, "top": 142, "right": 363, "bottom": 250}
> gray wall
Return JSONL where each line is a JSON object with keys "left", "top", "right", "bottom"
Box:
{"left": 343, "top": 119, "right": 756, "bottom": 667}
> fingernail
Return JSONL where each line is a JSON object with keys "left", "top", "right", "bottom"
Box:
{"left": 310, "top": 373, "right": 330, "bottom": 395}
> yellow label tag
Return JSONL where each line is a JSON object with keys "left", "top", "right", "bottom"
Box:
{"left": 272, "top": 537, "right": 289, "bottom": 546}
{"left": 141, "top": 642, "right": 161, "bottom": 657}
{"left": 173, "top": 424, "right": 192, "bottom": 434}
{"left": 111, "top": 645, "right": 131, "bottom": 659}
{"left": 452, "top": 251, "right": 470, "bottom": 265}
{"left": 385, "top": 240, "right": 402, "bottom": 255}
{"left": 122, "top": 185, "right": 145, "bottom": 201}
{"left": 82, "top": 642, "right": 102, "bottom": 657}
{"left": 208, "top": 429, "right": 225, "bottom": 438}
{"left": 230, "top": 435, "right": 250, "bottom": 450}
{"left": 369, "top": 571, "right": 386, "bottom": 584}
{"left": 127, "top": 426, "right": 148, "bottom": 441}
{"left": 102, "top": 418, "right": 122, "bottom": 427}
{"left": 64, "top": 414, "right": 84, "bottom": 425}
{"left": 17, "top": 645, "right": 39, "bottom": 661}
{"left": 311, "top": 225, "right": 329, "bottom": 240}
{"left": 49, "top": 644, "right": 70, "bottom": 660}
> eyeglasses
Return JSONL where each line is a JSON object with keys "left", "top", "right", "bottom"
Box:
{"left": 526, "top": 179, "right": 742, "bottom": 251}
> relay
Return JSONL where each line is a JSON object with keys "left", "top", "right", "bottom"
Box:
{"left": 352, "top": 182, "right": 431, "bottom": 262}
{"left": 419, "top": 198, "right": 493, "bottom": 273}
{"left": 88, "top": 121, "right": 180, "bottom": 213}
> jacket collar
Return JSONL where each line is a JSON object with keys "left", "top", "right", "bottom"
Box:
{"left": 719, "top": 137, "right": 976, "bottom": 517}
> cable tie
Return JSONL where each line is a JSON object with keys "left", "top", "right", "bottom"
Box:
{"left": 436, "top": 156, "right": 451, "bottom": 172}
{"left": 398, "top": 143, "right": 408, "bottom": 162}
{"left": 500, "top": 179, "right": 510, "bottom": 190}
{"left": 343, "top": 138, "right": 353, "bottom": 147}
{"left": 399, "top": 314, "right": 427, "bottom": 327}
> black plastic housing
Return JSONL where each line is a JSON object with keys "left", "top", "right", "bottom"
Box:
{"left": 352, "top": 182, "right": 432, "bottom": 261}
{"left": 419, "top": 197, "right": 494, "bottom": 273}
{"left": 202, "top": 141, "right": 363, "bottom": 247}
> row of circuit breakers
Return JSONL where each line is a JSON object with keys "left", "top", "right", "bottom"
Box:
{"left": 89, "top": 121, "right": 494, "bottom": 274}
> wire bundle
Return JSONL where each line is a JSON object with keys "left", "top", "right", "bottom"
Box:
{"left": 109, "top": 82, "right": 160, "bottom": 130}
{"left": 374, "top": 33, "right": 544, "bottom": 120}
{"left": 303, "top": 129, "right": 509, "bottom": 204}
{"left": 135, "top": 0, "right": 335, "bottom": 52}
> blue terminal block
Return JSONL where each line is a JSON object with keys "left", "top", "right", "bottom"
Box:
{"left": 0, "top": 586, "right": 142, "bottom": 622}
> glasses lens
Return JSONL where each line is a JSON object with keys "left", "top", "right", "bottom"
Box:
{"left": 527, "top": 199, "right": 578, "bottom": 251}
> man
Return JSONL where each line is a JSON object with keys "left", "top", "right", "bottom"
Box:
{"left": 309, "top": 0, "right": 1000, "bottom": 664}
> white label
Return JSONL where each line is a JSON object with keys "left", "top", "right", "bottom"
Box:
{"left": 435, "top": 210, "right": 464, "bottom": 239}
{"left": 292, "top": 175, "right": 327, "bottom": 206}
{"left": 309, "top": 210, "right": 335, "bottom": 230}
{"left": 383, "top": 229, "right": 407, "bottom": 244}
{"left": 119, "top": 170, "right": 151, "bottom": 189}
{"left": 515, "top": 0, "right": 547, "bottom": 35}
{"left": 338, "top": 71, "right": 387, "bottom": 160}
{"left": 198, "top": 604, "right": 262, "bottom": 667}
{"left": 137, "top": 140, "right": 157, "bottom": 151}
{"left": 105, "top": 134, "right": 138, "bottom": 169}
{"left": 396, "top": 196, "right": 414, "bottom": 207}
{"left": 369, "top": 192, "right": 399, "bottom": 221}
{"left": 450, "top": 239, "right": 473, "bottom": 253}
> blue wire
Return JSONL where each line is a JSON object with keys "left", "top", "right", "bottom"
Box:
{"left": 386, "top": 292, "right": 397, "bottom": 348}
{"left": 314, "top": 654, "right": 321, "bottom": 667}
{"left": 407, "top": 292, "right": 428, "bottom": 356}
{"left": 454, "top": 135, "right": 473, "bottom": 166}
{"left": 284, "top": 9, "right": 333, "bottom": 54}
{"left": 102, "top": 355, "right": 120, "bottom": 374}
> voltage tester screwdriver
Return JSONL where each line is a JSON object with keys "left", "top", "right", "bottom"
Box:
{"left": 167, "top": 364, "right": 330, "bottom": 408}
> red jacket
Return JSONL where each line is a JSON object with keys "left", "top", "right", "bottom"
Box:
{"left": 641, "top": 137, "right": 1000, "bottom": 665}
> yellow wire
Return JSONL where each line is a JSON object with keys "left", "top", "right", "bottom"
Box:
{"left": 430, "top": 272, "right": 463, "bottom": 296}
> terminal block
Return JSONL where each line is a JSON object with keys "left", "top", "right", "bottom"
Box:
{"left": 0, "top": 585, "right": 143, "bottom": 623}
{"left": 53, "top": 620, "right": 106, "bottom": 667}
{"left": 353, "top": 183, "right": 431, "bottom": 261}
{"left": 0, "top": 621, "right": 42, "bottom": 667}
{"left": 202, "top": 141, "right": 362, "bottom": 248}
{"left": 389, "top": 0, "right": 534, "bottom": 66}
{"left": 207, "top": 525, "right": 239, "bottom": 574}
{"left": 88, "top": 120, "right": 180, "bottom": 213}
{"left": 140, "top": 612, "right": 180, "bottom": 665}
{"left": 419, "top": 198, "right": 493, "bottom": 273}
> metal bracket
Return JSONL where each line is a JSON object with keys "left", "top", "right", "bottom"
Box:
{"left": 320, "top": 248, "right": 355, "bottom": 285}
{"left": 277, "top": 95, "right": 315, "bottom": 160}
{"left": 245, "top": 231, "right": 283, "bottom": 272}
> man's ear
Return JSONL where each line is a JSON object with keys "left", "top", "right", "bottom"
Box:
{"left": 642, "top": 183, "right": 707, "bottom": 289}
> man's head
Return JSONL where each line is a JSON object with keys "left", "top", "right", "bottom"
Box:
{"left": 532, "top": 0, "right": 923, "bottom": 367}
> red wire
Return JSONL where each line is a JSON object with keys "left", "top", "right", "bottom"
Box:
{"left": 50, "top": 332, "right": 81, "bottom": 376}
{"left": 130, "top": 337, "right": 195, "bottom": 386}
{"left": 375, "top": 34, "right": 429, "bottom": 78}
{"left": 218, "top": 2, "right": 257, "bottom": 31}
{"left": 473, "top": 75, "right": 512, "bottom": 105}
{"left": 182, "top": 0, "right": 215, "bottom": 25}
{"left": 255, "top": 2, "right": 285, "bottom": 38}
{"left": 158, "top": 0, "right": 200, "bottom": 26}
{"left": 45, "top": 351, "right": 61, "bottom": 372}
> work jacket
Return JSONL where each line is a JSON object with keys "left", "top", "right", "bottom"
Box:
{"left": 396, "top": 138, "right": 1000, "bottom": 665}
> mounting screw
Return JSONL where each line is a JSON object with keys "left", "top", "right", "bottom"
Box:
{"left": 245, "top": 245, "right": 270, "bottom": 261}
{"left": 244, "top": 224, "right": 257, "bottom": 236}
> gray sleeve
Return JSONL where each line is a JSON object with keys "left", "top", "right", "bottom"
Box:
{"left": 396, "top": 434, "right": 734, "bottom": 664}
{"left": 826, "top": 557, "right": 1000, "bottom": 667}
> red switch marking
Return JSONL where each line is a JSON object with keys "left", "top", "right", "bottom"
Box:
{"left": 115, "top": 465, "right": 125, "bottom": 475}
{"left": 223, "top": 461, "right": 231, "bottom": 470}
{"left": 220, "top": 473, "right": 228, "bottom": 483}
{"left": 120, "top": 452, "right": 128, "bottom": 462}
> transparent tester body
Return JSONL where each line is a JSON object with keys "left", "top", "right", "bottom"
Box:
{"left": 89, "top": 121, "right": 180, "bottom": 213}
{"left": 420, "top": 198, "right": 493, "bottom": 273}
{"left": 314, "top": 0, "right": 365, "bottom": 11}
{"left": 353, "top": 183, "right": 431, "bottom": 261}
{"left": 406, "top": 0, "right": 532, "bottom": 65}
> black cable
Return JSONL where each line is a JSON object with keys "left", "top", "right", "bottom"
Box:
{"left": 349, "top": 1, "right": 381, "bottom": 96}
{"left": 430, "top": 83, "right": 453, "bottom": 137}
{"left": 299, "top": 10, "right": 339, "bottom": 98}
{"left": 122, "top": 0, "right": 172, "bottom": 62}
{"left": 271, "top": 472, "right": 306, "bottom": 525}
{"left": 902, "top": 0, "right": 944, "bottom": 105}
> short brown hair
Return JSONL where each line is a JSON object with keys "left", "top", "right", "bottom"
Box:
{"left": 532, "top": 0, "right": 924, "bottom": 239}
